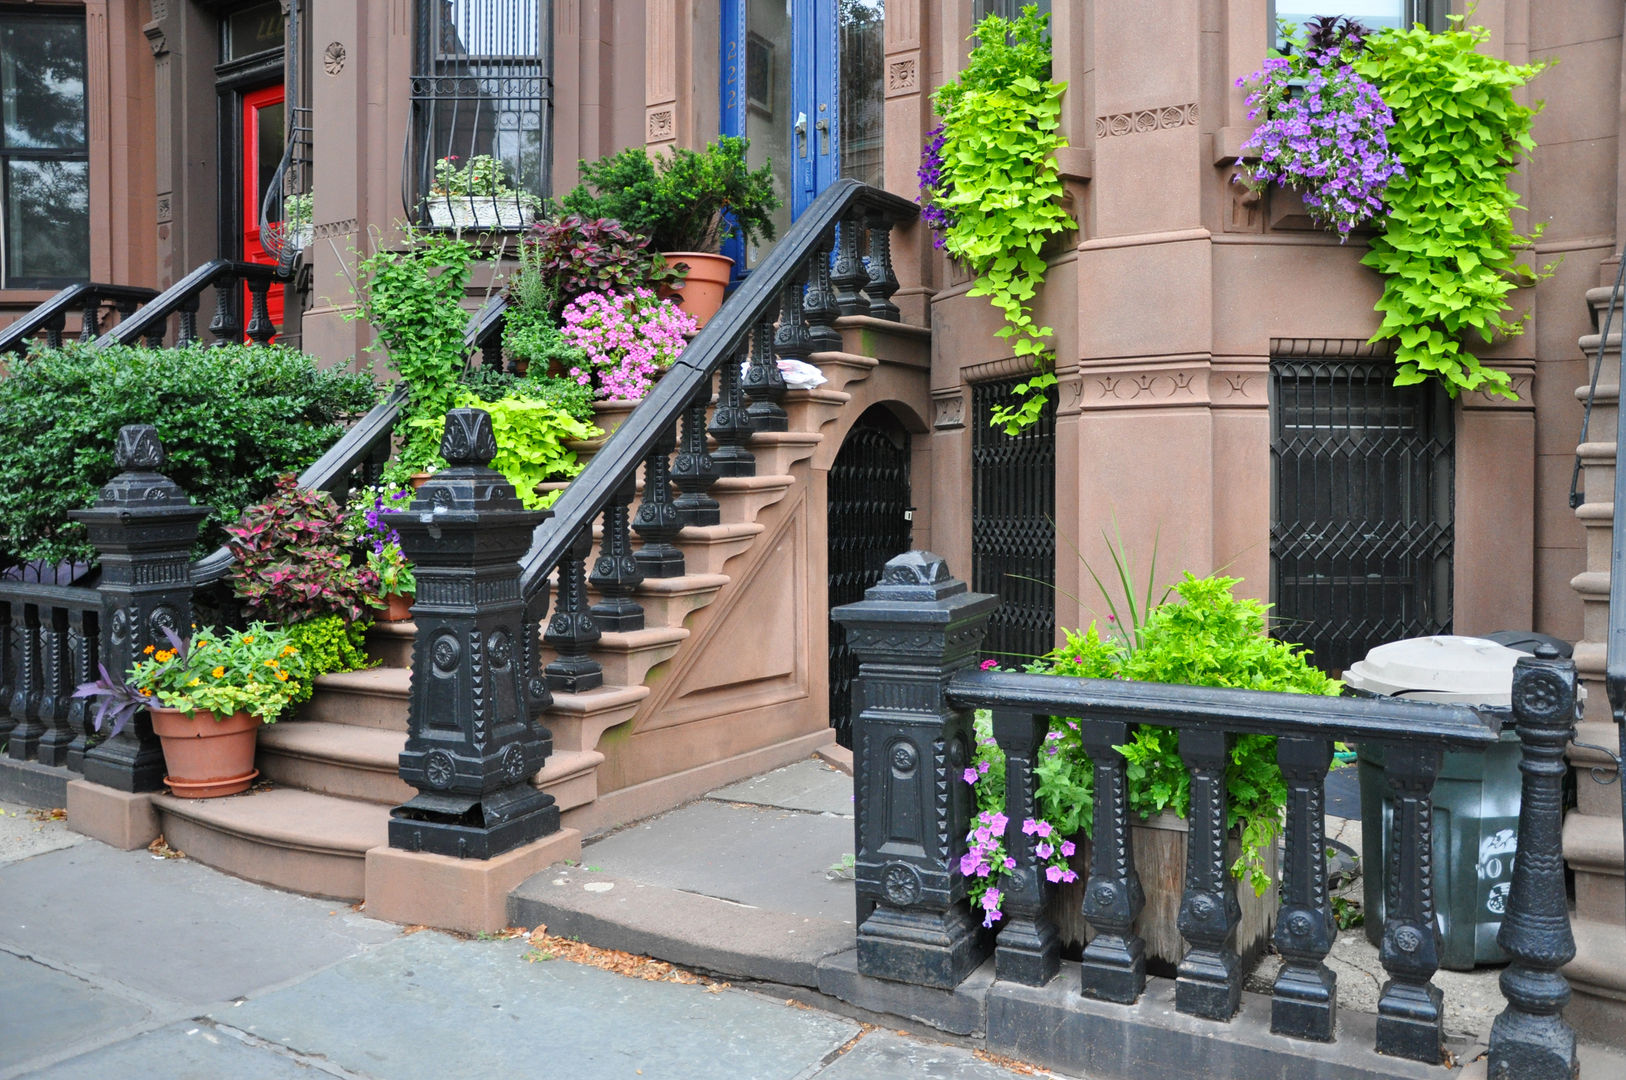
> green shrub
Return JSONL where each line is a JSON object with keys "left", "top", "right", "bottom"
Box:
{"left": 0, "top": 343, "right": 377, "bottom": 569}
{"left": 455, "top": 389, "right": 602, "bottom": 510}
{"left": 282, "top": 614, "right": 374, "bottom": 707}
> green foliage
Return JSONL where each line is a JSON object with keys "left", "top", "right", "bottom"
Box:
{"left": 281, "top": 614, "right": 373, "bottom": 707}
{"left": 455, "top": 390, "right": 602, "bottom": 510}
{"left": 226, "top": 475, "right": 382, "bottom": 625}
{"left": 129, "top": 622, "right": 309, "bottom": 724}
{"left": 929, "top": 6, "right": 1074, "bottom": 432}
{"left": 0, "top": 343, "right": 376, "bottom": 568}
{"left": 511, "top": 215, "right": 680, "bottom": 315}
{"left": 348, "top": 228, "right": 480, "bottom": 472}
{"left": 500, "top": 305, "right": 590, "bottom": 376}
{"left": 457, "top": 366, "right": 596, "bottom": 423}
{"left": 1352, "top": 19, "right": 1547, "bottom": 398}
{"left": 562, "top": 136, "right": 782, "bottom": 252}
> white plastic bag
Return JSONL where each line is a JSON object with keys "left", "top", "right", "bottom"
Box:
{"left": 739, "top": 357, "right": 828, "bottom": 390}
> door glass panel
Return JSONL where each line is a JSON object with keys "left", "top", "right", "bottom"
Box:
{"left": 4, "top": 158, "right": 89, "bottom": 283}
{"left": 224, "top": 2, "right": 286, "bottom": 62}
{"left": 838, "top": 0, "right": 884, "bottom": 189}
{"left": 254, "top": 101, "right": 285, "bottom": 218}
{"left": 0, "top": 16, "right": 87, "bottom": 150}
{"left": 743, "top": 0, "right": 793, "bottom": 266}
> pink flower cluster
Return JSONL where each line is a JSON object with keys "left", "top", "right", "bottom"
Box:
{"left": 559, "top": 287, "right": 698, "bottom": 401}
{"left": 1022, "top": 817, "right": 1079, "bottom": 885}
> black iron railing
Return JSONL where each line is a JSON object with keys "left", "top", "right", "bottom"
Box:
{"left": 0, "top": 282, "right": 159, "bottom": 355}
{"left": 97, "top": 259, "right": 282, "bottom": 349}
{"left": 260, "top": 0, "right": 311, "bottom": 273}
{"left": 0, "top": 583, "right": 100, "bottom": 769}
{"left": 832, "top": 550, "right": 1585, "bottom": 1078}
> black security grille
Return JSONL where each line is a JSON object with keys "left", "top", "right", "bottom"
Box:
{"left": 971, "top": 377, "right": 1056, "bottom": 664}
{"left": 828, "top": 413, "right": 912, "bottom": 748}
{"left": 1270, "top": 357, "right": 1453, "bottom": 672}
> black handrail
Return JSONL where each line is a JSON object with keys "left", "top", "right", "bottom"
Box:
{"left": 1605, "top": 268, "right": 1626, "bottom": 932}
{"left": 97, "top": 259, "right": 281, "bottom": 348}
{"left": 515, "top": 178, "right": 918, "bottom": 598}
{"left": 0, "top": 283, "right": 159, "bottom": 355}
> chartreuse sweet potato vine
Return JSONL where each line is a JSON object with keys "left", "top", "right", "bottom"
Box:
{"left": 1352, "top": 18, "right": 1547, "bottom": 398}
{"left": 923, "top": 5, "right": 1074, "bottom": 433}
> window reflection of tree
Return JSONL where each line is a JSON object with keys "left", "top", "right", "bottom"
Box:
{"left": 839, "top": 0, "right": 884, "bottom": 188}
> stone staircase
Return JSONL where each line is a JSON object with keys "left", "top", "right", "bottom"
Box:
{"left": 1566, "top": 284, "right": 1626, "bottom": 1042}
{"left": 147, "top": 317, "right": 929, "bottom": 902}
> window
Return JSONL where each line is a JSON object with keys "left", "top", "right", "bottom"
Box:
{"left": 1270, "top": 356, "right": 1454, "bottom": 673}
{"left": 0, "top": 8, "right": 89, "bottom": 289}
{"left": 975, "top": 0, "right": 1051, "bottom": 22}
{"left": 1268, "top": 1, "right": 1448, "bottom": 47}
{"left": 406, "top": 0, "right": 552, "bottom": 226}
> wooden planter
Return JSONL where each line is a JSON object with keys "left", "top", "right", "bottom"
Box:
{"left": 149, "top": 706, "right": 260, "bottom": 799}
{"left": 1045, "top": 812, "right": 1280, "bottom": 969}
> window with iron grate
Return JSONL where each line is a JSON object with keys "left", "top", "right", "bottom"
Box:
{"left": 406, "top": 0, "right": 551, "bottom": 229}
{"left": 971, "top": 375, "right": 1057, "bottom": 665}
{"left": 1269, "top": 356, "right": 1454, "bottom": 673}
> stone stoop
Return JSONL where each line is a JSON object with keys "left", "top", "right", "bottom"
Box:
{"left": 1567, "top": 283, "right": 1626, "bottom": 1046}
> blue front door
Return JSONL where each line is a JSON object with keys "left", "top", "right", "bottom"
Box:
{"left": 721, "top": 1, "right": 886, "bottom": 269}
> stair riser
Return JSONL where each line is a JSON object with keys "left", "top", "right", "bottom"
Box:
{"left": 535, "top": 768, "right": 596, "bottom": 814}
{"left": 364, "top": 627, "right": 416, "bottom": 668}
{"left": 154, "top": 807, "right": 367, "bottom": 902}
{"left": 259, "top": 748, "right": 412, "bottom": 805}
{"left": 301, "top": 690, "right": 410, "bottom": 731}
{"left": 1577, "top": 870, "right": 1625, "bottom": 924}
{"left": 545, "top": 703, "right": 643, "bottom": 754}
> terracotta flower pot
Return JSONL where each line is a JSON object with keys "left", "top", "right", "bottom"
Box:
{"left": 149, "top": 706, "right": 260, "bottom": 799}
{"left": 659, "top": 251, "right": 734, "bottom": 327}
{"left": 408, "top": 472, "right": 434, "bottom": 490}
{"left": 381, "top": 591, "right": 415, "bottom": 622}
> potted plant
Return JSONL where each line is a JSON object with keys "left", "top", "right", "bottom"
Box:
{"left": 455, "top": 384, "right": 602, "bottom": 510}
{"left": 75, "top": 623, "right": 309, "bottom": 798}
{"left": 282, "top": 191, "right": 314, "bottom": 250}
{"left": 427, "top": 153, "right": 539, "bottom": 230}
{"left": 347, "top": 482, "right": 417, "bottom": 621}
{"left": 562, "top": 136, "right": 780, "bottom": 325}
{"left": 557, "top": 287, "right": 697, "bottom": 402}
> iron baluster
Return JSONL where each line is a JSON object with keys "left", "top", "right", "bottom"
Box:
{"left": 543, "top": 524, "right": 603, "bottom": 693}
{"left": 991, "top": 707, "right": 1061, "bottom": 986}
{"left": 245, "top": 277, "right": 276, "bottom": 344}
{"left": 1176, "top": 728, "right": 1243, "bottom": 1020}
{"left": 1375, "top": 743, "right": 1445, "bottom": 1063}
{"left": 831, "top": 214, "right": 869, "bottom": 317}
{"left": 1271, "top": 735, "right": 1338, "bottom": 1041}
{"left": 633, "top": 424, "right": 685, "bottom": 577}
{"left": 64, "top": 608, "right": 97, "bottom": 773}
{"left": 744, "top": 315, "right": 788, "bottom": 433}
{"left": 671, "top": 383, "right": 720, "bottom": 526}
{"left": 35, "top": 606, "right": 73, "bottom": 766}
{"left": 588, "top": 476, "right": 644, "bottom": 632}
{"left": 1487, "top": 647, "right": 1580, "bottom": 1080}
{"left": 803, "top": 233, "right": 842, "bottom": 352}
{"left": 708, "top": 345, "right": 756, "bottom": 477}
{"left": 1079, "top": 718, "right": 1147, "bottom": 1004}
{"left": 176, "top": 295, "right": 200, "bottom": 347}
{"left": 208, "top": 274, "right": 241, "bottom": 344}
{"left": 482, "top": 329, "right": 504, "bottom": 373}
{"left": 6, "top": 604, "right": 42, "bottom": 761}
{"left": 865, "top": 209, "right": 901, "bottom": 321}
{"left": 78, "top": 294, "right": 100, "bottom": 344}
{"left": 42, "top": 310, "right": 67, "bottom": 350}
{"left": 0, "top": 599, "right": 13, "bottom": 747}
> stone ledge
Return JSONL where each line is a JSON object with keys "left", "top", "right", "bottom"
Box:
{"left": 64, "top": 779, "right": 160, "bottom": 850}
{"left": 366, "top": 827, "right": 581, "bottom": 935}
{"left": 817, "top": 948, "right": 994, "bottom": 1038}
{"left": 0, "top": 757, "right": 73, "bottom": 809}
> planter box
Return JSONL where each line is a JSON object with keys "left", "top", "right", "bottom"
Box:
{"left": 1044, "top": 812, "right": 1280, "bottom": 970}
{"left": 427, "top": 198, "right": 534, "bottom": 230}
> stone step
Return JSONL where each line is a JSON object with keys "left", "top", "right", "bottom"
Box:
{"left": 746, "top": 432, "right": 821, "bottom": 475}
{"left": 1565, "top": 810, "right": 1625, "bottom": 923}
{"left": 783, "top": 387, "right": 853, "bottom": 435}
{"left": 1565, "top": 914, "right": 1626, "bottom": 1049}
{"left": 673, "top": 521, "right": 765, "bottom": 576}
{"left": 300, "top": 667, "right": 411, "bottom": 730}
{"left": 153, "top": 786, "right": 388, "bottom": 902}
{"left": 542, "top": 627, "right": 688, "bottom": 688}
{"left": 364, "top": 619, "right": 416, "bottom": 668}
{"left": 259, "top": 721, "right": 412, "bottom": 804}
{"left": 710, "top": 475, "right": 795, "bottom": 526}
{"left": 533, "top": 747, "right": 606, "bottom": 815}
{"left": 614, "top": 573, "right": 729, "bottom": 630}
{"left": 544, "top": 683, "right": 649, "bottom": 754}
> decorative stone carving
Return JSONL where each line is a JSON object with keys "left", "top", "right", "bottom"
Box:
{"left": 1096, "top": 103, "right": 1198, "bottom": 139}
{"left": 323, "top": 42, "right": 346, "bottom": 76}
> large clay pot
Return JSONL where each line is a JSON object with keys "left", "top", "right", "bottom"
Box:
{"left": 380, "top": 591, "right": 414, "bottom": 623}
{"left": 149, "top": 706, "right": 260, "bottom": 799}
{"left": 659, "top": 251, "right": 734, "bottom": 327}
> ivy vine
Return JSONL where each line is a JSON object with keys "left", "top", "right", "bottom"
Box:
{"left": 922, "top": 6, "right": 1075, "bottom": 433}
{"left": 1351, "top": 19, "right": 1547, "bottom": 398}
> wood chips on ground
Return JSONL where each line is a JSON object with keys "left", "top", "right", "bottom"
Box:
{"left": 522, "top": 924, "right": 729, "bottom": 991}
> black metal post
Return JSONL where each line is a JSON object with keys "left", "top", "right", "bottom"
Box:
{"left": 70, "top": 425, "right": 210, "bottom": 792}
{"left": 744, "top": 315, "right": 787, "bottom": 433}
{"left": 991, "top": 707, "right": 1061, "bottom": 986}
{"left": 671, "top": 384, "right": 720, "bottom": 527}
{"left": 1176, "top": 728, "right": 1243, "bottom": 1020}
{"left": 245, "top": 278, "right": 276, "bottom": 344}
{"left": 1079, "top": 718, "right": 1147, "bottom": 1004}
{"left": 208, "top": 276, "right": 240, "bottom": 344}
{"left": 829, "top": 551, "right": 998, "bottom": 989}
{"left": 1487, "top": 646, "right": 1580, "bottom": 1080}
{"left": 0, "top": 600, "right": 13, "bottom": 748}
{"left": 1271, "top": 734, "right": 1338, "bottom": 1041}
{"left": 78, "top": 294, "right": 100, "bottom": 344}
{"left": 389, "top": 408, "right": 558, "bottom": 859}
{"left": 5, "top": 603, "right": 42, "bottom": 761}
{"left": 543, "top": 524, "right": 603, "bottom": 693}
{"left": 831, "top": 214, "right": 869, "bottom": 317}
{"left": 64, "top": 607, "right": 98, "bottom": 773}
{"left": 588, "top": 476, "right": 644, "bottom": 632}
{"left": 176, "top": 295, "right": 199, "bottom": 347}
{"left": 708, "top": 348, "right": 757, "bottom": 477}
{"left": 35, "top": 607, "right": 75, "bottom": 766}
{"left": 1375, "top": 743, "right": 1445, "bottom": 1062}
{"left": 865, "top": 210, "right": 901, "bottom": 321}
{"left": 803, "top": 235, "right": 842, "bottom": 352}
{"left": 632, "top": 424, "right": 685, "bottom": 577}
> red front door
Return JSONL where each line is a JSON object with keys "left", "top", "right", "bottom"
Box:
{"left": 241, "top": 84, "right": 286, "bottom": 334}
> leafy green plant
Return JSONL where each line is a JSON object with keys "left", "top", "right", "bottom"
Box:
{"left": 501, "top": 305, "right": 590, "bottom": 377}
{"left": 455, "top": 389, "right": 602, "bottom": 510}
{"left": 226, "top": 474, "right": 381, "bottom": 624}
{"left": 922, "top": 6, "right": 1074, "bottom": 433}
{"left": 0, "top": 343, "right": 376, "bottom": 569}
{"left": 126, "top": 622, "right": 309, "bottom": 724}
{"left": 457, "top": 367, "right": 596, "bottom": 422}
{"left": 511, "top": 214, "right": 680, "bottom": 313}
{"left": 432, "top": 154, "right": 535, "bottom": 207}
{"left": 1351, "top": 19, "right": 1547, "bottom": 398}
{"left": 348, "top": 228, "right": 480, "bottom": 473}
{"left": 280, "top": 614, "right": 373, "bottom": 707}
{"left": 562, "top": 136, "right": 781, "bottom": 252}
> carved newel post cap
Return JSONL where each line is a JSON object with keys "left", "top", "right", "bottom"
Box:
{"left": 116, "top": 424, "right": 164, "bottom": 469}
{"left": 440, "top": 408, "right": 498, "bottom": 468}
{"left": 1532, "top": 643, "right": 1560, "bottom": 661}
{"left": 863, "top": 551, "right": 968, "bottom": 603}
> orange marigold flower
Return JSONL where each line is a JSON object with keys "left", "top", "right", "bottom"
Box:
{"left": 276, "top": 671, "right": 289, "bottom": 682}
{"left": 143, "top": 645, "right": 155, "bottom": 655}
{"left": 211, "top": 666, "right": 226, "bottom": 678}
{"left": 265, "top": 659, "right": 278, "bottom": 668}
{"left": 243, "top": 635, "right": 255, "bottom": 643}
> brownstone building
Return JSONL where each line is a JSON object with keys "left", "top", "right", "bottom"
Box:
{"left": 2, "top": 0, "right": 1622, "bottom": 1041}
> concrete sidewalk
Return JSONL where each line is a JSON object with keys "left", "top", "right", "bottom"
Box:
{"left": 0, "top": 799, "right": 1061, "bottom": 1080}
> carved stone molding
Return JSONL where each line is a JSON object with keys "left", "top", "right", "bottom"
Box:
{"left": 313, "top": 219, "right": 359, "bottom": 240}
{"left": 1209, "top": 363, "right": 1269, "bottom": 409}
{"left": 932, "top": 390, "right": 965, "bottom": 430}
{"left": 646, "top": 106, "right": 675, "bottom": 143}
{"left": 324, "top": 42, "right": 347, "bottom": 76}
{"left": 963, "top": 355, "right": 1036, "bottom": 384}
{"left": 155, "top": 194, "right": 172, "bottom": 225}
{"left": 886, "top": 53, "right": 919, "bottom": 97}
{"left": 1464, "top": 359, "right": 1536, "bottom": 411}
{"left": 1270, "top": 338, "right": 1395, "bottom": 360}
{"left": 1076, "top": 361, "right": 1213, "bottom": 410}
{"left": 1097, "top": 103, "right": 1197, "bottom": 139}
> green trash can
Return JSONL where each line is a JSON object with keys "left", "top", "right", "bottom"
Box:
{"left": 1347, "top": 635, "right": 1524, "bottom": 971}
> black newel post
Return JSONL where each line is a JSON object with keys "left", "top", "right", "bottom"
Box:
{"left": 991, "top": 707, "right": 1061, "bottom": 986}
{"left": 389, "top": 409, "right": 559, "bottom": 859}
{"left": 830, "top": 551, "right": 997, "bottom": 989}
{"left": 1487, "top": 646, "right": 1580, "bottom": 1080}
{"left": 70, "top": 425, "right": 210, "bottom": 792}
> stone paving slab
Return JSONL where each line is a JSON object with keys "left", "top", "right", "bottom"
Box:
{"left": 0, "top": 800, "right": 83, "bottom": 866}
{"left": 25, "top": 1022, "right": 323, "bottom": 1080}
{"left": 710, "top": 759, "right": 858, "bottom": 816}
{"left": 214, "top": 932, "right": 864, "bottom": 1080}
{"left": 0, "top": 951, "right": 150, "bottom": 1072}
{"left": 582, "top": 797, "right": 857, "bottom": 923}
{"left": 811, "top": 1030, "right": 1034, "bottom": 1080}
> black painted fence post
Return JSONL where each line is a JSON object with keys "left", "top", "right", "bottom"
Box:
{"left": 70, "top": 425, "right": 210, "bottom": 792}
{"left": 389, "top": 409, "right": 559, "bottom": 859}
{"left": 830, "top": 551, "right": 997, "bottom": 989}
{"left": 1487, "top": 645, "right": 1580, "bottom": 1080}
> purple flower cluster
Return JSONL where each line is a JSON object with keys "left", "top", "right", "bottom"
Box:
{"left": 559, "top": 287, "right": 698, "bottom": 402}
{"left": 1236, "top": 42, "right": 1403, "bottom": 240}
{"left": 354, "top": 485, "right": 411, "bottom": 555}
{"left": 917, "top": 123, "right": 954, "bottom": 248}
